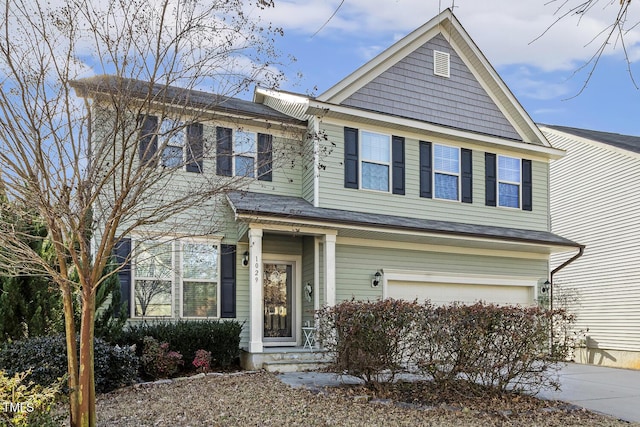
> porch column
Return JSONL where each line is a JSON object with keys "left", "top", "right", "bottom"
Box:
{"left": 248, "top": 228, "right": 263, "bottom": 353}
{"left": 324, "top": 233, "right": 336, "bottom": 307}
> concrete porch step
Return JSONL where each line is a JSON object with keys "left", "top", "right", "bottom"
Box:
{"left": 241, "top": 347, "right": 332, "bottom": 372}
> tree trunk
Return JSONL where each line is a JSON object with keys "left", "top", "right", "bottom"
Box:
{"left": 61, "top": 283, "right": 79, "bottom": 427}
{"left": 78, "top": 288, "right": 97, "bottom": 427}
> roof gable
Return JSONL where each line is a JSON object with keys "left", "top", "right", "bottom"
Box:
{"left": 318, "top": 9, "right": 548, "bottom": 146}
{"left": 340, "top": 34, "right": 521, "bottom": 141}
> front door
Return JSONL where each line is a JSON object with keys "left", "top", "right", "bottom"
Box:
{"left": 263, "top": 263, "right": 295, "bottom": 344}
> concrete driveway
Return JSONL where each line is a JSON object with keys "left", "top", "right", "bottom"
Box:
{"left": 537, "top": 363, "right": 640, "bottom": 423}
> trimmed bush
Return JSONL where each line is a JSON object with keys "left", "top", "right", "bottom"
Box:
{"left": 119, "top": 319, "right": 242, "bottom": 371}
{"left": 0, "top": 334, "right": 139, "bottom": 393}
{"left": 140, "top": 336, "right": 183, "bottom": 379}
{"left": 317, "top": 299, "right": 575, "bottom": 394}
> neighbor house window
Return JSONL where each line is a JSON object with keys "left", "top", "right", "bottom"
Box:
{"left": 498, "top": 155, "right": 521, "bottom": 208}
{"left": 234, "top": 130, "right": 257, "bottom": 178}
{"left": 159, "top": 119, "right": 185, "bottom": 168}
{"left": 181, "top": 241, "right": 219, "bottom": 318}
{"left": 133, "top": 241, "right": 173, "bottom": 317}
{"left": 360, "top": 130, "right": 390, "bottom": 191}
{"left": 434, "top": 144, "right": 460, "bottom": 200}
{"left": 132, "top": 239, "right": 220, "bottom": 318}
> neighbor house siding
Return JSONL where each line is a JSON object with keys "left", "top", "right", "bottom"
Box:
{"left": 334, "top": 243, "right": 548, "bottom": 303}
{"left": 547, "top": 130, "right": 640, "bottom": 353}
{"left": 317, "top": 121, "right": 549, "bottom": 231}
{"left": 341, "top": 34, "right": 521, "bottom": 141}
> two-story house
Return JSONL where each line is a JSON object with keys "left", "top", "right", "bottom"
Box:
{"left": 75, "top": 9, "right": 581, "bottom": 370}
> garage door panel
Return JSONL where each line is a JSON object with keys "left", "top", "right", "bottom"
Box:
{"left": 388, "top": 280, "right": 533, "bottom": 305}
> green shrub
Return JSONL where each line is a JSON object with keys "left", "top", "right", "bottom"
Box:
{"left": 317, "top": 299, "right": 575, "bottom": 394}
{"left": 119, "top": 319, "right": 242, "bottom": 371}
{"left": 0, "top": 334, "right": 138, "bottom": 393}
{"left": 140, "top": 337, "right": 183, "bottom": 379}
{"left": 0, "top": 369, "right": 64, "bottom": 427}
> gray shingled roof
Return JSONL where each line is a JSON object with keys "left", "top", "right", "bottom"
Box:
{"left": 71, "top": 75, "right": 306, "bottom": 125}
{"left": 542, "top": 124, "right": 640, "bottom": 155}
{"left": 227, "top": 191, "right": 581, "bottom": 248}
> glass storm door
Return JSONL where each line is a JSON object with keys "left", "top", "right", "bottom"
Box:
{"left": 263, "top": 263, "right": 294, "bottom": 342}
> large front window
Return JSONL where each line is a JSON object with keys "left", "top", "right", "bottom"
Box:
{"left": 434, "top": 144, "right": 460, "bottom": 200}
{"left": 132, "top": 239, "right": 220, "bottom": 318}
{"left": 360, "top": 130, "right": 390, "bottom": 191}
{"left": 498, "top": 155, "right": 521, "bottom": 208}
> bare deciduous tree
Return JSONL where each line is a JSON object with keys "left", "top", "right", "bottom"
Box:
{"left": 536, "top": 0, "right": 637, "bottom": 94}
{"left": 0, "top": 1, "right": 303, "bottom": 426}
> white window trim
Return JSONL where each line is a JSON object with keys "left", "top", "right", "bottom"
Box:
{"left": 131, "top": 239, "right": 175, "bottom": 319}
{"left": 359, "top": 130, "right": 391, "bottom": 193}
{"left": 179, "top": 238, "right": 222, "bottom": 319}
{"left": 433, "top": 144, "right": 460, "bottom": 202}
{"left": 159, "top": 118, "right": 187, "bottom": 170}
{"left": 497, "top": 154, "right": 522, "bottom": 209}
{"left": 233, "top": 129, "right": 258, "bottom": 178}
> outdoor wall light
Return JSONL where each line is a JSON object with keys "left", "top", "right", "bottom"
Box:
{"left": 242, "top": 251, "right": 249, "bottom": 267}
{"left": 541, "top": 280, "right": 551, "bottom": 293}
{"left": 372, "top": 271, "right": 382, "bottom": 288}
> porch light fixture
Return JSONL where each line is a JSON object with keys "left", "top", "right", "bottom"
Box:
{"left": 541, "top": 280, "right": 551, "bottom": 293}
{"left": 242, "top": 251, "right": 249, "bottom": 267}
{"left": 372, "top": 271, "right": 382, "bottom": 288}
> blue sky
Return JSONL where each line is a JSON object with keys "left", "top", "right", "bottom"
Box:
{"left": 256, "top": 1, "right": 640, "bottom": 136}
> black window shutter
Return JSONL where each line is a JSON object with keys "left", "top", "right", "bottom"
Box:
{"left": 419, "top": 141, "right": 432, "bottom": 198}
{"left": 257, "top": 133, "right": 273, "bottom": 181}
{"left": 522, "top": 159, "right": 533, "bottom": 211}
{"left": 392, "top": 136, "right": 405, "bottom": 195}
{"left": 186, "top": 123, "right": 204, "bottom": 173}
{"left": 461, "top": 148, "right": 473, "bottom": 203}
{"left": 344, "top": 127, "right": 359, "bottom": 189}
{"left": 113, "top": 238, "right": 131, "bottom": 318}
{"left": 220, "top": 244, "right": 236, "bottom": 318}
{"left": 485, "top": 152, "right": 497, "bottom": 206}
{"left": 139, "top": 115, "right": 158, "bottom": 167}
{"left": 216, "top": 127, "right": 232, "bottom": 176}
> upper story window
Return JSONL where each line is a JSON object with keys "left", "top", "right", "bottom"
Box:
{"left": 433, "top": 144, "right": 460, "bottom": 201}
{"left": 216, "top": 126, "right": 272, "bottom": 181}
{"left": 138, "top": 115, "right": 203, "bottom": 172}
{"left": 361, "top": 130, "right": 391, "bottom": 192}
{"left": 234, "top": 130, "right": 257, "bottom": 178}
{"left": 132, "top": 239, "right": 220, "bottom": 319}
{"left": 159, "top": 119, "right": 185, "bottom": 168}
{"left": 498, "top": 155, "right": 521, "bottom": 208}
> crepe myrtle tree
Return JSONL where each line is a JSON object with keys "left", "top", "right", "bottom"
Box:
{"left": 0, "top": 0, "right": 305, "bottom": 426}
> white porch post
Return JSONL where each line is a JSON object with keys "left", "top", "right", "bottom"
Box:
{"left": 248, "top": 228, "right": 263, "bottom": 353}
{"left": 324, "top": 233, "right": 336, "bottom": 307}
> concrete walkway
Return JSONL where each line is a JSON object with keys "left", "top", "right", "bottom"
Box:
{"left": 536, "top": 363, "right": 640, "bottom": 423}
{"left": 278, "top": 363, "right": 640, "bottom": 423}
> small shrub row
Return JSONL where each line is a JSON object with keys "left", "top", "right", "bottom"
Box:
{"left": 118, "top": 319, "right": 242, "bottom": 372}
{"left": 0, "top": 334, "right": 138, "bottom": 393}
{"left": 317, "top": 299, "right": 576, "bottom": 394}
{"left": 141, "top": 336, "right": 183, "bottom": 379}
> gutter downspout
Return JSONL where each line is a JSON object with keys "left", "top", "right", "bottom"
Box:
{"left": 549, "top": 245, "right": 585, "bottom": 350}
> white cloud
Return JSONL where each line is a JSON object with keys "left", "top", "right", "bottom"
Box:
{"left": 263, "top": 0, "right": 640, "bottom": 72}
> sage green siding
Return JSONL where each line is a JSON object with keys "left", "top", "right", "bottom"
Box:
{"left": 317, "top": 122, "right": 550, "bottom": 231}
{"left": 301, "top": 236, "right": 315, "bottom": 327}
{"left": 334, "top": 244, "right": 547, "bottom": 303}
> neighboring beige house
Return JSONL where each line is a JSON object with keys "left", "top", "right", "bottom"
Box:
{"left": 543, "top": 124, "right": 640, "bottom": 370}
{"left": 76, "top": 9, "right": 581, "bottom": 370}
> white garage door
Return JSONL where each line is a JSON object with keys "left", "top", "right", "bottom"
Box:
{"left": 387, "top": 280, "right": 533, "bottom": 306}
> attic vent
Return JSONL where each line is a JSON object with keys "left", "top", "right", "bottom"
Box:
{"left": 433, "top": 50, "right": 450, "bottom": 78}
